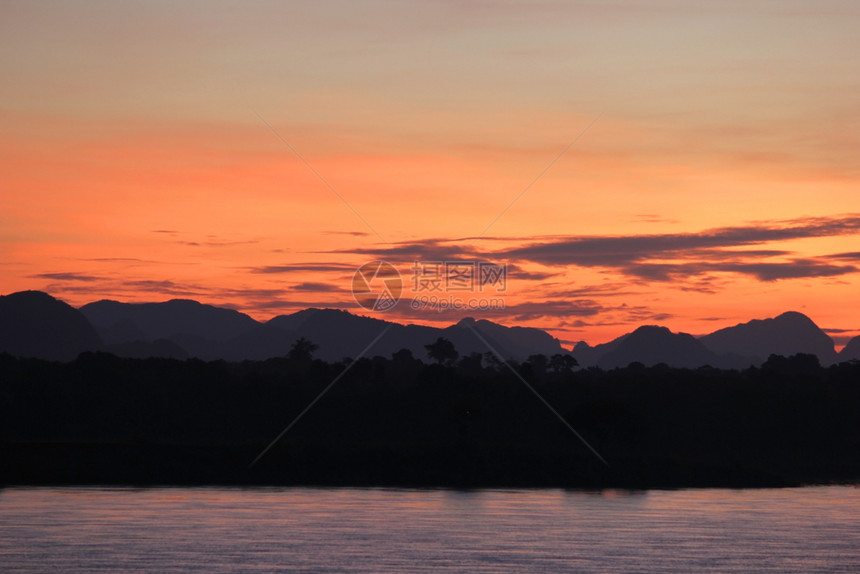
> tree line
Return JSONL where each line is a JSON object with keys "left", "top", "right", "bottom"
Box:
{"left": 1, "top": 338, "right": 859, "bottom": 488}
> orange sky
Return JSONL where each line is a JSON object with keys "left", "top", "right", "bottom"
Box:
{"left": 2, "top": 1, "right": 859, "bottom": 349}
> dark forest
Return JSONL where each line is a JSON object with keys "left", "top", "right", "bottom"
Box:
{"left": 2, "top": 345, "right": 859, "bottom": 489}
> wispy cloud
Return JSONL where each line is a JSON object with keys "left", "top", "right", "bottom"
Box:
{"left": 41, "top": 278, "right": 208, "bottom": 301}
{"left": 499, "top": 214, "right": 860, "bottom": 282}
{"left": 179, "top": 239, "right": 261, "bottom": 248}
{"left": 121, "top": 279, "right": 195, "bottom": 292}
{"left": 249, "top": 263, "right": 358, "bottom": 274}
{"left": 340, "top": 239, "right": 479, "bottom": 263}
{"left": 542, "top": 282, "right": 647, "bottom": 299}
{"left": 505, "top": 264, "right": 558, "bottom": 282}
{"left": 291, "top": 282, "right": 341, "bottom": 292}
{"left": 631, "top": 213, "right": 679, "bottom": 224}
{"left": 336, "top": 214, "right": 860, "bottom": 285}
{"left": 619, "top": 259, "right": 856, "bottom": 282}
{"left": 395, "top": 298, "right": 604, "bottom": 323}
{"left": 502, "top": 215, "right": 860, "bottom": 266}
{"left": 827, "top": 252, "right": 860, "bottom": 261}
{"left": 32, "top": 272, "right": 104, "bottom": 282}
{"left": 323, "top": 230, "right": 370, "bottom": 237}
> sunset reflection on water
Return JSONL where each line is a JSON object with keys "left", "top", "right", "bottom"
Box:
{"left": 1, "top": 486, "right": 859, "bottom": 573}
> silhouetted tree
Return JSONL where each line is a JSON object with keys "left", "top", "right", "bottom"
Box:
{"left": 527, "top": 354, "right": 548, "bottom": 377}
{"left": 287, "top": 337, "right": 318, "bottom": 362}
{"left": 457, "top": 351, "right": 484, "bottom": 376}
{"left": 390, "top": 348, "right": 421, "bottom": 385}
{"left": 392, "top": 348, "right": 415, "bottom": 363}
{"left": 549, "top": 353, "right": 578, "bottom": 374}
{"left": 425, "top": 337, "right": 458, "bottom": 366}
{"left": 483, "top": 351, "right": 503, "bottom": 371}
{"left": 350, "top": 356, "right": 374, "bottom": 381}
{"left": 762, "top": 353, "right": 821, "bottom": 376}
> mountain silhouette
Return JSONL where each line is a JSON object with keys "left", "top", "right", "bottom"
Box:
{"left": 594, "top": 325, "right": 719, "bottom": 369}
{"left": 838, "top": 336, "right": 860, "bottom": 362}
{"left": 53, "top": 294, "right": 569, "bottom": 362}
{"left": 222, "top": 322, "right": 299, "bottom": 362}
{"left": 1, "top": 291, "right": 853, "bottom": 368}
{"left": 268, "top": 308, "right": 405, "bottom": 361}
{"left": 80, "top": 298, "right": 259, "bottom": 359}
{"left": 443, "top": 317, "right": 567, "bottom": 360}
{"left": 699, "top": 311, "right": 837, "bottom": 366}
{"left": 81, "top": 298, "right": 258, "bottom": 342}
{"left": 266, "top": 309, "right": 568, "bottom": 362}
{"left": 570, "top": 338, "right": 624, "bottom": 367}
{"left": 0, "top": 291, "right": 103, "bottom": 361}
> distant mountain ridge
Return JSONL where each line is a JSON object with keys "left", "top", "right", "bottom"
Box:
{"left": 16, "top": 292, "right": 569, "bottom": 362}
{"left": 838, "top": 336, "right": 860, "bottom": 362}
{"left": 572, "top": 325, "right": 747, "bottom": 370}
{"left": 595, "top": 325, "right": 719, "bottom": 370}
{"left": 79, "top": 300, "right": 575, "bottom": 362}
{"left": 0, "top": 290, "right": 853, "bottom": 368}
{"left": 699, "top": 311, "right": 838, "bottom": 366}
{"left": 572, "top": 311, "right": 840, "bottom": 369}
{"left": 0, "top": 291, "right": 103, "bottom": 361}
{"left": 81, "top": 299, "right": 259, "bottom": 343}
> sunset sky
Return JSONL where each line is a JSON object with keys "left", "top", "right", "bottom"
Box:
{"left": 2, "top": 0, "right": 859, "bottom": 348}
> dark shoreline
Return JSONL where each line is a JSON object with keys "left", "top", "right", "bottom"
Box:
{"left": 3, "top": 352, "right": 860, "bottom": 489}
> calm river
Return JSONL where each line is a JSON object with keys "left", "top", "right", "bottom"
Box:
{"left": 2, "top": 486, "right": 859, "bottom": 572}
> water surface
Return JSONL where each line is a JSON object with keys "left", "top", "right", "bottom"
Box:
{"left": 2, "top": 486, "right": 859, "bottom": 572}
